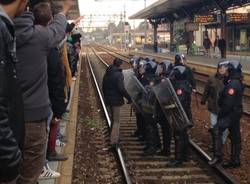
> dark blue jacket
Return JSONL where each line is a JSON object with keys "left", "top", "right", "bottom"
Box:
{"left": 103, "top": 65, "right": 131, "bottom": 106}
{"left": 218, "top": 75, "right": 244, "bottom": 118}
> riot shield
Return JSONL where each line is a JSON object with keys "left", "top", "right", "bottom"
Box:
{"left": 153, "top": 78, "right": 192, "bottom": 131}
{"left": 123, "top": 69, "right": 147, "bottom": 114}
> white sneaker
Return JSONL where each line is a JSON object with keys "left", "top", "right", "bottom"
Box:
{"left": 56, "top": 139, "right": 66, "bottom": 147}
{"left": 39, "top": 164, "right": 60, "bottom": 180}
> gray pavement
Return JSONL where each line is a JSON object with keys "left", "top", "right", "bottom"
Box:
{"left": 138, "top": 49, "right": 250, "bottom": 73}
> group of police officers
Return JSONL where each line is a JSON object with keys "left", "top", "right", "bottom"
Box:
{"left": 127, "top": 54, "right": 244, "bottom": 168}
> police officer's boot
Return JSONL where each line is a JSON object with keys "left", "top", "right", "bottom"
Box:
{"left": 182, "top": 131, "right": 189, "bottom": 162}
{"left": 222, "top": 144, "right": 241, "bottom": 168}
{"left": 209, "top": 128, "right": 222, "bottom": 166}
{"left": 161, "top": 122, "right": 171, "bottom": 157}
{"left": 143, "top": 121, "right": 160, "bottom": 156}
{"left": 168, "top": 134, "right": 183, "bottom": 166}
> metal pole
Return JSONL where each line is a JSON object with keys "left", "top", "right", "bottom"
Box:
{"left": 124, "top": 4, "right": 127, "bottom": 52}
{"left": 144, "top": 0, "right": 147, "bottom": 45}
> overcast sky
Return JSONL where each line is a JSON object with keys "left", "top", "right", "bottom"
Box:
{"left": 77, "top": 0, "right": 158, "bottom": 28}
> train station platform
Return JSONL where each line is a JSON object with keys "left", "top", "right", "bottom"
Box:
{"left": 39, "top": 62, "right": 81, "bottom": 184}
{"left": 134, "top": 48, "right": 250, "bottom": 74}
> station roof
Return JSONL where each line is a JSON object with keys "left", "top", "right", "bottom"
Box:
{"left": 129, "top": 0, "right": 250, "bottom": 20}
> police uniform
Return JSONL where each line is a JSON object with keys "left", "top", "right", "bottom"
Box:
{"left": 154, "top": 61, "right": 173, "bottom": 156}
{"left": 130, "top": 56, "right": 145, "bottom": 140}
{"left": 139, "top": 60, "right": 161, "bottom": 155}
{"left": 169, "top": 66, "right": 191, "bottom": 166}
{"left": 174, "top": 54, "right": 196, "bottom": 122}
{"left": 209, "top": 61, "right": 244, "bottom": 168}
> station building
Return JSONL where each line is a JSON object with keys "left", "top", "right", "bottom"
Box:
{"left": 130, "top": 0, "right": 250, "bottom": 56}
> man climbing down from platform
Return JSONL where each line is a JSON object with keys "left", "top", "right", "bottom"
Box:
{"left": 102, "top": 58, "right": 132, "bottom": 148}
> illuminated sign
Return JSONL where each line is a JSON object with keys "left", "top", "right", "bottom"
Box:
{"left": 227, "top": 13, "right": 249, "bottom": 23}
{"left": 194, "top": 14, "right": 217, "bottom": 23}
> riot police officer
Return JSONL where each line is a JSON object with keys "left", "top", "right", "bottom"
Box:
{"left": 209, "top": 60, "right": 244, "bottom": 168}
{"left": 130, "top": 56, "right": 145, "bottom": 140}
{"left": 155, "top": 60, "right": 173, "bottom": 79}
{"left": 154, "top": 61, "right": 173, "bottom": 156}
{"left": 168, "top": 65, "right": 191, "bottom": 166}
{"left": 139, "top": 60, "right": 161, "bottom": 155}
{"left": 174, "top": 54, "right": 196, "bottom": 121}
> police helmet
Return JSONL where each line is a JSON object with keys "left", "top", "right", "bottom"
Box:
{"left": 130, "top": 55, "right": 141, "bottom": 69}
{"left": 155, "top": 60, "right": 173, "bottom": 76}
{"left": 218, "top": 60, "right": 242, "bottom": 75}
{"left": 139, "top": 60, "right": 157, "bottom": 75}
{"left": 144, "top": 56, "right": 151, "bottom": 62}
{"left": 149, "top": 57, "right": 156, "bottom": 63}
{"left": 227, "top": 60, "right": 242, "bottom": 76}
{"left": 169, "top": 66, "right": 188, "bottom": 80}
{"left": 174, "top": 53, "right": 185, "bottom": 66}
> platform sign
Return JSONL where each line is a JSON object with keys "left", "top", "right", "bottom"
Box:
{"left": 227, "top": 13, "right": 250, "bottom": 23}
{"left": 153, "top": 78, "right": 192, "bottom": 131}
{"left": 185, "top": 22, "right": 199, "bottom": 31}
{"left": 194, "top": 14, "right": 217, "bottom": 23}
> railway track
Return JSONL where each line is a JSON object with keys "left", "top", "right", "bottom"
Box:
{"left": 86, "top": 45, "right": 239, "bottom": 184}
{"left": 95, "top": 44, "right": 250, "bottom": 117}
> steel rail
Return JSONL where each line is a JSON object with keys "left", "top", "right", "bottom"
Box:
{"left": 93, "top": 45, "right": 240, "bottom": 184}
{"left": 97, "top": 44, "right": 250, "bottom": 117}
{"left": 86, "top": 49, "right": 132, "bottom": 184}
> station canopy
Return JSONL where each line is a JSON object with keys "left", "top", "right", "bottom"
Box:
{"left": 129, "top": 0, "right": 250, "bottom": 20}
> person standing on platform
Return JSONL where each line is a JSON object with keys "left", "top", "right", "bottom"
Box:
{"left": 203, "top": 35, "right": 212, "bottom": 57}
{"left": 214, "top": 36, "right": 220, "bottom": 57}
{"left": 209, "top": 61, "right": 244, "bottom": 168}
{"left": 103, "top": 58, "right": 132, "bottom": 148}
{"left": 0, "top": 0, "right": 28, "bottom": 183}
{"left": 14, "top": 1, "right": 73, "bottom": 183}
{"left": 218, "top": 38, "right": 226, "bottom": 58}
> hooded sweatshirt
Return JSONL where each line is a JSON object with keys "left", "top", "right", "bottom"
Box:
{"left": 14, "top": 12, "right": 67, "bottom": 122}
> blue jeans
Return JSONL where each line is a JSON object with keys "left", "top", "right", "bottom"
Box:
{"left": 44, "top": 110, "right": 53, "bottom": 166}
{"left": 210, "top": 113, "right": 229, "bottom": 144}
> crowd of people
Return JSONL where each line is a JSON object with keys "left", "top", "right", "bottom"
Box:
{"left": 103, "top": 53, "right": 244, "bottom": 168}
{"left": 203, "top": 34, "right": 227, "bottom": 58}
{"left": 0, "top": 0, "right": 81, "bottom": 183}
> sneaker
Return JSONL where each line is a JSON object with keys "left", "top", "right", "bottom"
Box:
{"left": 39, "top": 164, "right": 60, "bottom": 179}
{"left": 72, "top": 77, "right": 77, "bottom": 81}
{"left": 47, "top": 151, "right": 68, "bottom": 161}
{"left": 62, "top": 113, "right": 70, "bottom": 121}
{"left": 56, "top": 139, "right": 66, "bottom": 147}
